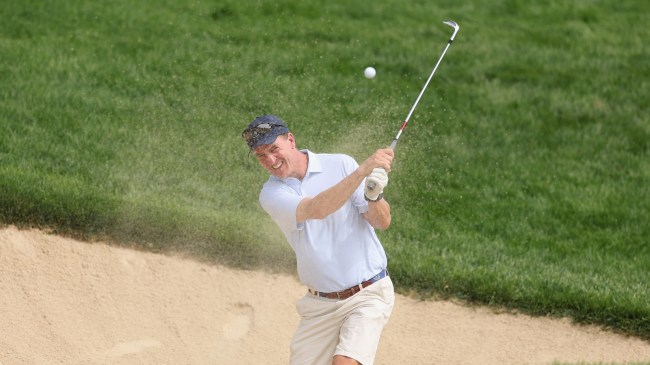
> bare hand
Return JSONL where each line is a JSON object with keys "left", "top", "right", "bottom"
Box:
{"left": 361, "top": 148, "right": 394, "bottom": 176}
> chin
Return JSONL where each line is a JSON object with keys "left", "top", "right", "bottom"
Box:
{"left": 273, "top": 171, "right": 289, "bottom": 179}
{"left": 268, "top": 163, "right": 288, "bottom": 178}
{"left": 267, "top": 167, "right": 286, "bottom": 179}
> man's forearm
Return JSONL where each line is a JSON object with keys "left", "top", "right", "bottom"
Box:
{"left": 364, "top": 199, "right": 391, "bottom": 230}
{"left": 296, "top": 169, "right": 366, "bottom": 222}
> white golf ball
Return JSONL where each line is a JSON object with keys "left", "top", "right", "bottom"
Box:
{"left": 364, "top": 66, "right": 376, "bottom": 79}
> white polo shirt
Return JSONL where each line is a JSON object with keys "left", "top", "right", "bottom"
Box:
{"left": 259, "top": 150, "right": 388, "bottom": 292}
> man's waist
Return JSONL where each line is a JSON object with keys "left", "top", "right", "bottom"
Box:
{"left": 308, "top": 269, "right": 389, "bottom": 300}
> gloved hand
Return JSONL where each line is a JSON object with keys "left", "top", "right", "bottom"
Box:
{"left": 364, "top": 168, "right": 388, "bottom": 201}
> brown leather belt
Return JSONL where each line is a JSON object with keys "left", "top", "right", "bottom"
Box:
{"left": 309, "top": 269, "right": 388, "bottom": 300}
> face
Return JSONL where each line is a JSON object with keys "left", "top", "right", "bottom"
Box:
{"left": 253, "top": 133, "right": 302, "bottom": 179}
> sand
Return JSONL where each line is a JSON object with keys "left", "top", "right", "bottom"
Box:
{"left": 1, "top": 225, "right": 649, "bottom": 365}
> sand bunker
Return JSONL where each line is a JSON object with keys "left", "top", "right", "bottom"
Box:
{"left": 1, "top": 226, "right": 649, "bottom": 364}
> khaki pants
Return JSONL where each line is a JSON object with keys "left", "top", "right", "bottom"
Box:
{"left": 290, "top": 277, "right": 394, "bottom": 365}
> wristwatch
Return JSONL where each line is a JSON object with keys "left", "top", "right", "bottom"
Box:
{"left": 364, "top": 192, "right": 384, "bottom": 202}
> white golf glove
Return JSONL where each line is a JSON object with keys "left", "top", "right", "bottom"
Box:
{"left": 364, "top": 168, "right": 388, "bottom": 201}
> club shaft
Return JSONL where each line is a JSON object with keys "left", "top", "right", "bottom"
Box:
{"left": 390, "top": 37, "right": 455, "bottom": 150}
{"left": 366, "top": 21, "right": 458, "bottom": 193}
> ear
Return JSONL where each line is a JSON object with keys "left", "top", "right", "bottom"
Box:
{"left": 287, "top": 132, "right": 297, "bottom": 148}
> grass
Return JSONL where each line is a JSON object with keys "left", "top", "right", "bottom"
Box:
{"left": 1, "top": 0, "right": 649, "bottom": 341}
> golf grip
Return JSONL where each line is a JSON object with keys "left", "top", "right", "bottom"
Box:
{"left": 365, "top": 139, "right": 398, "bottom": 192}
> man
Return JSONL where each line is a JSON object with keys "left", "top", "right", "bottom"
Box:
{"left": 242, "top": 114, "right": 395, "bottom": 365}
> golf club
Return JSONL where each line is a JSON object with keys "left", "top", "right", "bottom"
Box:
{"left": 367, "top": 20, "right": 459, "bottom": 192}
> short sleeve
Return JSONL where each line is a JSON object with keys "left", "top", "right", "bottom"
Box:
{"left": 259, "top": 182, "right": 304, "bottom": 234}
{"left": 341, "top": 155, "right": 369, "bottom": 214}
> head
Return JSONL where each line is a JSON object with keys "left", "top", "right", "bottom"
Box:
{"left": 242, "top": 115, "right": 307, "bottom": 179}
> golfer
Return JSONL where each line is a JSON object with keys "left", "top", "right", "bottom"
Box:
{"left": 242, "top": 115, "right": 395, "bottom": 365}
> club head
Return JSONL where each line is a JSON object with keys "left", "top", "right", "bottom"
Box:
{"left": 443, "top": 20, "right": 460, "bottom": 40}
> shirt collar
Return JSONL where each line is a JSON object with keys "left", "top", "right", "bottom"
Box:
{"left": 303, "top": 149, "right": 322, "bottom": 175}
